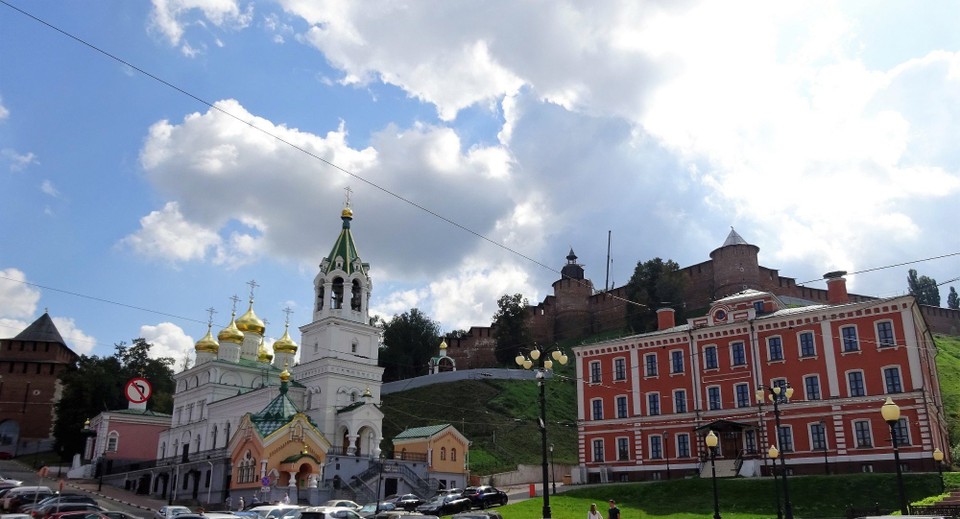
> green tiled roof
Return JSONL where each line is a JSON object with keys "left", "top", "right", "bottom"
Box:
{"left": 394, "top": 424, "right": 450, "bottom": 440}
{"left": 250, "top": 382, "right": 317, "bottom": 437}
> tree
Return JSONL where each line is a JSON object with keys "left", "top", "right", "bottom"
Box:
{"left": 492, "top": 293, "right": 530, "bottom": 365}
{"left": 53, "top": 338, "right": 175, "bottom": 460}
{"left": 379, "top": 309, "right": 441, "bottom": 382}
{"left": 907, "top": 269, "right": 941, "bottom": 306}
{"left": 625, "top": 258, "right": 687, "bottom": 334}
{"left": 948, "top": 287, "right": 959, "bottom": 310}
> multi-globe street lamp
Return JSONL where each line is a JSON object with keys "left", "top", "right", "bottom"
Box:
{"left": 933, "top": 448, "right": 945, "bottom": 494}
{"left": 705, "top": 430, "right": 721, "bottom": 519}
{"left": 881, "top": 397, "right": 909, "bottom": 515}
{"left": 757, "top": 384, "right": 794, "bottom": 519}
{"left": 515, "top": 344, "right": 568, "bottom": 519}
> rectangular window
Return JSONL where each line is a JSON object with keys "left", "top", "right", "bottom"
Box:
{"left": 777, "top": 426, "right": 794, "bottom": 452}
{"left": 671, "top": 351, "right": 684, "bottom": 373}
{"left": 804, "top": 375, "right": 821, "bottom": 400}
{"left": 645, "top": 354, "right": 658, "bottom": 377}
{"left": 842, "top": 326, "right": 859, "bottom": 352}
{"left": 848, "top": 371, "right": 866, "bottom": 397}
{"left": 616, "top": 396, "right": 628, "bottom": 419}
{"left": 614, "top": 358, "right": 626, "bottom": 381}
{"left": 593, "top": 439, "right": 605, "bottom": 462}
{"left": 647, "top": 393, "right": 660, "bottom": 416}
{"left": 677, "top": 434, "right": 690, "bottom": 457}
{"left": 650, "top": 436, "right": 663, "bottom": 459}
{"left": 674, "top": 390, "right": 687, "bottom": 413}
{"left": 735, "top": 383, "right": 751, "bottom": 408}
{"left": 704, "top": 345, "right": 718, "bottom": 369}
{"left": 731, "top": 342, "right": 746, "bottom": 366}
{"left": 884, "top": 367, "right": 903, "bottom": 393}
{"left": 745, "top": 430, "right": 757, "bottom": 454}
{"left": 617, "top": 437, "right": 630, "bottom": 461}
{"left": 799, "top": 332, "right": 816, "bottom": 357}
{"left": 811, "top": 422, "right": 827, "bottom": 450}
{"left": 590, "top": 361, "right": 602, "bottom": 383}
{"left": 106, "top": 435, "right": 118, "bottom": 452}
{"left": 592, "top": 399, "right": 603, "bottom": 420}
{"left": 707, "top": 387, "right": 721, "bottom": 410}
{"left": 895, "top": 418, "right": 910, "bottom": 446}
{"left": 877, "top": 321, "right": 896, "bottom": 348}
{"left": 768, "top": 336, "right": 784, "bottom": 361}
{"left": 854, "top": 420, "right": 872, "bottom": 447}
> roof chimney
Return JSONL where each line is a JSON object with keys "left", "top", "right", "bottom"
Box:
{"left": 824, "top": 271, "right": 849, "bottom": 305}
{"left": 657, "top": 308, "right": 676, "bottom": 331}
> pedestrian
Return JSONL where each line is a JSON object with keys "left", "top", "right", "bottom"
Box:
{"left": 588, "top": 503, "right": 602, "bottom": 519}
{"left": 226, "top": 496, "right": 232, "bottom": 511}
{"left": 198, "top": 508, "right": 205, "bottom": 516}
{"left": 238, "top": 497, "right": 245, "bottom": 510}
{"left": 283, "top": 493, "right": 290, "bottom": 504}
{"left": 608, "top": 500, "right": 620, "bottom": 519}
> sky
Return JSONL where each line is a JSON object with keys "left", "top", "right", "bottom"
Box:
{"left": 1, "top": 1, "right": 959, "bottom": 365}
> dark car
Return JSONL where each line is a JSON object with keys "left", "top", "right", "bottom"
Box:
{"left": 415, "top": 496, "right": 470, "bottom": 516}
{"left": 358, "top": 503, "right": 395, "bottom": 519}
{"left": 392, "top": 496, "right": 423, "bottom": 512}
{"left": 451, "top": 512, "right": 503, "bottom": 519}
{"left": 461, "top": 487, "right": 507, "bottom": 509}
{"left": 37, "top": 504, "right": 106, "bottom": 519}
{"left": 103, "top": 512, "right": 144, "bottom": 519}
{"left": 9, "top": 489, "right": 56, "bottom": 512}
{"left": 28, "top": 496, "right": 99, "bottom": 517}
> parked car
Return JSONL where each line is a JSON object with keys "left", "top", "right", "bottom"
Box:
{"left": 34, "top": 503, "right": 104, "bottom": 519}
{"left": 392, "top": 496, "right": 423, "bottom": 512}
{"left": 415, "top": 495, "right": 471, "bottom": 516}
{"left": 153, "top": 505, "right": 191, "bottom": 519}
{"left": 0, "top": 473, "right": 23, "bottom": 488}
{"left": 46, "top": 511, "right": 110, "bottom": 519}
{"left": 320, "top": 502, "right": 359, "bottom": 511}
{"left": 436, "top": 490, "right": 462, "bottom": 498}
{"left": 358, "top": 503, "right": 395, "bottom": 519}
{"left": 103, "top": 511, "right": 144, "bottom": 519}
{"left": 248, "top": 504, "right": 301, "bottom": 519}
{"left": 26, "top": 495, "right": 98, "bottom": 517}
{"left": 295, "top": 506, "right": 363, "bottom": 519}
{"left": 461, "top": 487, "right": 507, "bottom": 509}
{"left": 372, "top": 512, "right": 437, "bottom": 519}
{"left": 451, "top": 512, "right": 503, "bottom": 519}
{"left": 4, "top": 487, "right": 53, "bottom": 512}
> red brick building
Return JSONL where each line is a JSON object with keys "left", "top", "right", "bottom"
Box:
{"left": 572, "top": 277, "right": 948, "bottom": 482}
{"left": 0, "top": 313, "right": 79, "bottom": 456}
{"left": 443, "top": 229, "right": 960, "bottom": 369}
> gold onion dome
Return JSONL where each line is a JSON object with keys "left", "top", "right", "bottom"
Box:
{"left": 280, "top": 367, "right": 291, "bottom": 383}
{"left": 195, "top": 325, "right": 220, "bottom": 353}
{"left": 341, "top": 206, "right": 353, "bottom": 218}
{"left": 236, "top": 300, "right": 265, "bottom": 335}
{"left": 273, "top": 325, "right": 298, "bottom": 354}
{"left": 218, "top": 313, "right": 245, "bottom": 344}
{"left": 257, "top": 338, "right": 273, "bottom": 363}
{"left": 439, "top": 339, "right": 448, "bottom": 350}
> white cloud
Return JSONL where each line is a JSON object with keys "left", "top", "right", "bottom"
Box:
{"left": 149, "top": 0, "right": 253, "bottom": 52}
{"left": 0, "top": 97, "right": 8, "bottom": 120}
{"left": 40, "top": 180, "right": 59, "bottom": 197}
{"left": 2, "top": 149, "right": 38, "bottom": 171}
{"left": 120, "top": 201, "right": 224, "bottom": 264}
{"left": 52, "top": 317, "right": 98, "bottom": 355}
{"left": 140, "top": 322, "right": 195, "bottom": 362}
{"left": 0, "top": 269, "right": 40, "bottom": 319}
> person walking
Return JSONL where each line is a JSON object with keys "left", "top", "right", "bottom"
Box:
{"left": 608, "top": 500, "right": 620, "bottom": 519}
{"left": 238, "top": 497, "right": 245, "bottom": 511}
{"left": 225, "top": 496, "right": 232, "bottom": 511}
{"left": 588, "top": 503, "right": 602, "bottom": 519}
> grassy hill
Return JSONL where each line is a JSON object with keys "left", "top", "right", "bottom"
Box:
{"left": 381, "top": 336, "right": 960, "bottom": 475}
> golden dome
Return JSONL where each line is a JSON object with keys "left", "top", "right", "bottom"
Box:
{"left": 273, "top": 324, "right": 298, "bottom": 354}
{"left": 195, "top": 325, "right": 219, "bottom": 353}
{"left": 217, "top": 313, "right": 245, "bottom": 344}
{"left": 257, "top": 338, "right": 273, "bottom": 363}
{"left": 439, "top": 339, "right": 447, "bottom": 350}
{"left": 341, "top": 206, "right": 353, "bottom": 218}
{"left": 280, "top": 367, "right": 291, "bottom": 383}
{"left": 236, "top": 300, "right": 265, "bottom": 335}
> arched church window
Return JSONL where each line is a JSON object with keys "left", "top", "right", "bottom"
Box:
{"left": 331, "top": 278, "right": 344, "bottom": 309}
{"left": 106, "top": 432, "right": 119, "bottom": 452}
{"left": 352, "top": 341, "right": 358, "bottom": 354}
{"left": 351, "top": 279, "right": 362, "bottom": 311}
{"left": 317, "top": 285, "right": 325, "bottom": 311}
{"left": 440, "top": 447, "right": 446, "bottom": 461}
{"left": 451, "top": 448, "right": 457, "bottom": 462}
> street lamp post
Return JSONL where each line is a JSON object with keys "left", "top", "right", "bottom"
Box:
{"left": 515, "top": 344, "right": 568, "bottom": 519}
{"left": 757, "top": 384, "right": 794, "bottom": 519}
{"left": 663, "top": 431, "right": 671, "bottom": 480}
{"left": 819, "top": 420, "right": 830, "bottom": 475}
{"left": 881, "top": 397, "right": 909, "bottom": 515}
{"left": 768, "top": 446, "right": 783, "bottom": 519}
{"left": 705, "top": 431, "right": 721, "bottom": 519}
{"left": 934, "top": 448, "right": 945, "bottom": 494}
{"left": 549, "top": 443, "right": 556, "bottom": 495}
{"left": 375, "top": 454, "right": 385, "bottom": 514}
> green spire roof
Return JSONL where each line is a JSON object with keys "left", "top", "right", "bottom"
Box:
{"left": 250, "top": 377, "right": 317, "bottom": 437}
{"left": 323, "top": 208, "right": 368, "bottom": 276}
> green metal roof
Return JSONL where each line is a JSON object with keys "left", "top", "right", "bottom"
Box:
{"left": 394, "top": 424, "right": 451, "bottom": 440}
{"left": 250, "top": 381, "right": 317, "bottom": 437}
{"left": 322, "top": 211, "right": 368, "bottom": 277}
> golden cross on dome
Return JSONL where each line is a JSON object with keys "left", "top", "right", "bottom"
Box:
{"left": 205, "top": 307, "right": 217, "bottom": 327}
{"left": 282, "top": 306, "right": 294, "bottom": 326}
{"left": 246, "top": 280, "right": 259, "bottom": 301}
{"left": 344, "top": 186, "right": 353, "bottom": 207}
{"left": 229, "top": 294, "right": 241, "bottom": 313}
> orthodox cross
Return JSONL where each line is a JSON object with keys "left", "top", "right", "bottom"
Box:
{"left": 247, "top": 279, "right": 259, "bottom": 302}
{"left": 205, "top": 307, "right": 217, "bottom": 327}
{"left": 344, "top": 186, "right": 353, "bottom": 207}
{"left": 282, "top": 306, "right": 294, "bottom": 326}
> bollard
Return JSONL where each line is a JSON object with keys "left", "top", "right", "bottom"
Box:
{"left": 529, "top": 483, "right": 536, "bottom": 497}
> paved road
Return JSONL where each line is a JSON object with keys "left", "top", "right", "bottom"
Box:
{"left": 1, "top": 460, "right": 161, "bottom": 518}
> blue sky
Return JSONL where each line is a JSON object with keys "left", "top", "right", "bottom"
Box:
{"left": 1, "top": 1, "right": 959, "bottom": 363}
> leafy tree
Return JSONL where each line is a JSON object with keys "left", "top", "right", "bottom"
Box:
{"left": 447, "top": 329, "right": 470, "bottom": 339}
{"left": 492, "top": 293, "right": 530, "bottom": 365}
{"left": 53, "top": 338, "right": 175, "bottom": 460}
{"left": 379, "top": 309, "right": 441, "bottom": 381}
{"left": 625, "top": 258, "right": 687, "bottom": 333}
{"left": 907, "top": 269, "right": 941, "bottom": 306}
{"left": 949, "top": 287, "right": 959, "bottom": 310}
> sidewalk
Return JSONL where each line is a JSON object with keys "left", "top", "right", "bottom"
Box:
{"left": 67, "top": 480, "right": 167, "bottom": 514}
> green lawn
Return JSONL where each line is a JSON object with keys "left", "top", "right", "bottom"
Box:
{"left": 497, "top": 472, "right": 958, "bottom": 519}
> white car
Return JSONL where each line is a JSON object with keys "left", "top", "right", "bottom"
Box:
{"left": 153, "top": 505, "right": 192, "bottom": 519}
{"left": 248, "top": 505, "right": 301, "bottom": 519}
{"left": 321, "top": 502, "right": 359, "bottom": 511}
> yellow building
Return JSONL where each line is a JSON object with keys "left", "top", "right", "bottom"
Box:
{"left": 392, "top": 424, "right": 469, "bottom": 491}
